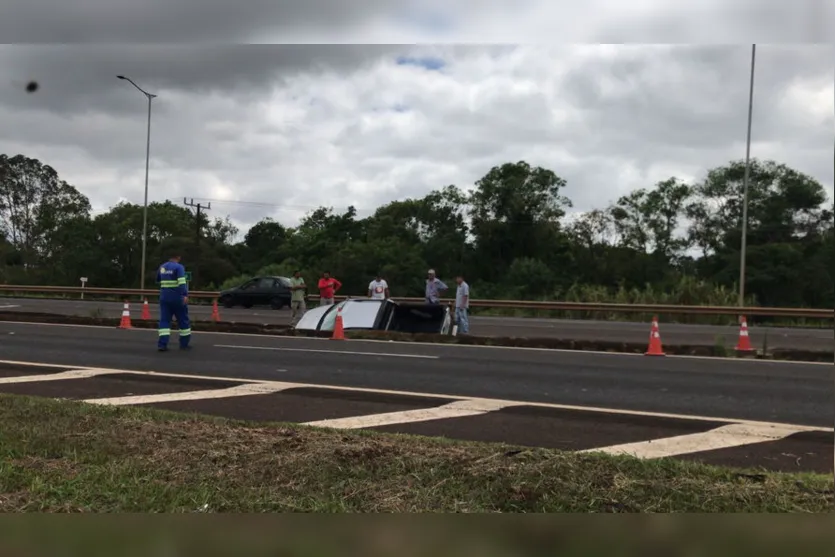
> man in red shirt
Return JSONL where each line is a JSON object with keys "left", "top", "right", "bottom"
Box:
{"left": 318, "top": 271, "right": 342, "bottom": 306}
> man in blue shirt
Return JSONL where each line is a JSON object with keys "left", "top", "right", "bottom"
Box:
{"left": 424, "top": 269, "right": 448, "bottom": 304}
{"left": 155, "top": 253, "right": 191, "bottom": 352}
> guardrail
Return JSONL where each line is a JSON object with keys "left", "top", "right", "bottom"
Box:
{"left": 0, "top": 284, "right": 832, "bottom": 319}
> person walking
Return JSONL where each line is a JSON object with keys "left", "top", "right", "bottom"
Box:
{"left": 454, "top": 274, "right": 470, "bottom": 335}
{"left": 318, "top": 271, "right": 342, "bottom": 306}
{"left": 368, "top": 274, "right": 389, "bottom": 300}
{"left": 155, "top": 253, "right": 191, "bottom": 352}
{"left": 289, "top": 270, "right": 307, "bottom": 325}
{"left": 424, "top": 269, "right": 448, "bottom": 304}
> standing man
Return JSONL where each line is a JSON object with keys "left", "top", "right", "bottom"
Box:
{"left": 318, "top": 271, "right": 342, "bottom": 306}
{"left": 155, "top": 253, "right": 191, "bottom": 352}
{"left": 425, "top": 269, "right": 448, "bottom": 304}
{"left": 368, "top": 273, "right": 389, "bottom": 300}
{"left": 289, "top": 270, "right": 306, "bottom": 325}
{"left": 454, "top": 274, "right": 470, "bottom": 335}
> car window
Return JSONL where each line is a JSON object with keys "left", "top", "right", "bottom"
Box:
{"left": 319, "top": 303, "right": 342, "bottom": 331}
{"left": 239, "top": 280, "right": 257, "bottom": 290}
{"left": 276, "top": 277, "right": 292, "bottom": 288}
{"left": 257, "top": 278, "right": 274, "bottom": 288}
{"left": 339, "top": 300, "right": 383, "bottom": 329}
{"left": 296, "top": 305, "right": 332, "bottom": 330}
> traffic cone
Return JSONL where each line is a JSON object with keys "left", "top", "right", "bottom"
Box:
{"left": 645, "top": 315, "right": 665, "bottom": 356}
{"left": 118, "top": 301, "right": 132, "bottom": 329}
{"left": 735, "top": 316, "right": 755, "bottom": 353}
{"left": 331, "top": 306, "right": 345, "bottom": 340}
{"left": 141, "top": 299, "right": 151, "bottom": 320}
{"left": 211, "top": 299, "right": 220, "bottom": 322}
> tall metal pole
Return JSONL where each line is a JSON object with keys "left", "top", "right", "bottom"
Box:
{"left": 141, "top": 94, "right": 152, "bottom": 292}
{"left": 117, "top": 75, "right": 157, "bottom": 292}
{"left": 737, "top": 44, "right": 756, "bottom": 308}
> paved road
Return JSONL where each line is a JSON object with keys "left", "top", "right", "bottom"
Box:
{"left": 0, "top": 319, "right": 832, "bottom": 474}
{"left": 1, "top": 296, "right": 832, "bottom": 351}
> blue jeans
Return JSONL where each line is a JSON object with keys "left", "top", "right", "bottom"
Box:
{"left": 455, "top": 307, "right": 469, "bottom": 334}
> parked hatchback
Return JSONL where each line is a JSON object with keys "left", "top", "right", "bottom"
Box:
{"left": 217, "top": 276, "right": 296, "bottom": 309}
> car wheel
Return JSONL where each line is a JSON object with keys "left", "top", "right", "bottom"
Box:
{"left": 243, "top": 303, "right": 253, "bottom": 309}
{"left": 270, "top": 297, "right": 286, "bottom": 310}
{"left": 222, "top": 298, "right": 235, "bottom": 308}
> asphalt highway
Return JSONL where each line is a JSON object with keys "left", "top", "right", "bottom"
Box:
{"left": 0, "top": 320, "right": 830, "bottom": 427}
{"left": 1, "top": 296, "right": 832, "bottom": 351}
{"left": 0, "top": 321, "right": 831, "bottom": 473}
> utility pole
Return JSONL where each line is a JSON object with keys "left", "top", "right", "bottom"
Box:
{"left": 737, "top": 44, "right": 756, "bottom": 309}
{"left": 183, "top": 198, "right": 210, "bottom": 288}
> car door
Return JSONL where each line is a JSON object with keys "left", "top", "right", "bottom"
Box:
{"left": 235, "top": 279, "right": 259, "bottom": 307}
{"left": 252, "top": 277, "right": 277, "bottom": 306}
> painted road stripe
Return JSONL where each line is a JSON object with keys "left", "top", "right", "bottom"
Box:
{"left": 213, "top": 344, "right": 440, "bottom": 359}
{"left": 304, "top": 398, "right": 519, "bottom": 429}
{"left": 1, "top": 321, "right": 829, "bottom": 366}
{"left": 582, "top": 423, "right": 804, "bottom": 459}
{"left": 0, "top": 359, "right": 830, "bottom": 433}
{"left": 0, "top": 305, "right": 21, "bottom": 309}
{"left": 0, "top": 369, "right": 105, "bottom": 384}
{"left": 85, "top": 382, "right": 300, "bottom": 406}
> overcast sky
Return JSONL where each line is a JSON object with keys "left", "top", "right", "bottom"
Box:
{"left": 1, "top": 2, "right": 832, "bottom": 237}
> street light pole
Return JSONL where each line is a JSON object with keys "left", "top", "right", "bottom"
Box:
{"left": 117, "top": 75, "right": 157, "bottom": 292}
{"left": 737, "top": 44, "right": 756, "bottom": 308}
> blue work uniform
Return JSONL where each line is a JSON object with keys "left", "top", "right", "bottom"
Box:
{"left": 156, "top": 260, "right": 191, "bottom": 350}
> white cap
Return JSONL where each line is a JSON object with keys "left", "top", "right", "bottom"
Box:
{"left": 428, "top": 269, "right": 435, "bottom": 274}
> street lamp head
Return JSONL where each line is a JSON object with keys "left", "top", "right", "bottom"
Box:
{"left": 117, "top": 75, "right": 126, "bottom": 80}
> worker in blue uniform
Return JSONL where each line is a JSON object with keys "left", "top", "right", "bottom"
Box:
{"left": 155, "top": 253, "right": 191, "bottom": 351}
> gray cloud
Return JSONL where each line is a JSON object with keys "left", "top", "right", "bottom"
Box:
{"left": 0, "top": 42, "right": 831, "bottom": 236}
{"left": 0, "top": 0, "right": 393, "bottom": 42}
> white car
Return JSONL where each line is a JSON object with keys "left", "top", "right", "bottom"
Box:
{"left": 294, "top": 298, "right": 453, "bottom": 335}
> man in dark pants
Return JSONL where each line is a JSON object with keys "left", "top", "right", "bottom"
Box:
{"left": 155, "top": 253, "right": 191, "bottom": 351}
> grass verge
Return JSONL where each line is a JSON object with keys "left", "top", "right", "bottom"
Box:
{"left": 0, "top": 310, "right": 831, "bottom": 362}
{"left": 0, "top": 394, "right": 831, "bottom": 512}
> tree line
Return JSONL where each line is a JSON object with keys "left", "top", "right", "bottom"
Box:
{"left": 1, "top": 153, "right": 832, "bottom": 310}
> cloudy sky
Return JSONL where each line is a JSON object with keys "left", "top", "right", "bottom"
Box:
{"left": 1, "top": 1, "right": 832, "bottom": 237}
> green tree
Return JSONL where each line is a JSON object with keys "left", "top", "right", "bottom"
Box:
{"left": 0, "top": 154, "right": 91, "bottom": 270}
{"left": 469, "top": 161, "right": 572, "bottom": 283}
{"left": 609, "top": 177, "right": 692, "bottom": 259}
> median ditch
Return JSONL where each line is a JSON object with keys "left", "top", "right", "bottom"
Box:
{"left": 0, "top": 394, "right": 830, "bottom": 512}
{"left": 0, "top": 311, "right": 830, "bottom": 363}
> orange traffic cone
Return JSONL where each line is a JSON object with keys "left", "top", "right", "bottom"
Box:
{"left": 735, "top": 316, "right": 755, "bottom": 353}
{"left": 211, "top": 299, "right": 221, "bottom": 322}
{"left": 118, "top": 301, "right": 132, "bottom": 329}
{"left": 645, "top": 315, "right": 665, "bottom": 356}
{"left": 331, "top": 306, "right": 345, "bottom": 340}
{"left": 141, "top": 299, "right": 151, "bottom": 320}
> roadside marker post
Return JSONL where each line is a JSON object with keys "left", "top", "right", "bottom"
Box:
{"left": 80, "top": 277, "right": 87, "bottom": 300}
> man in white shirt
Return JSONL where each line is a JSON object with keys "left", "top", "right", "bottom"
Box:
{"left": 368, "top": 274, "right": 390, "bottom": 300}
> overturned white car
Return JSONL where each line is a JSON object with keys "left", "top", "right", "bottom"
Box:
{"left": 294, "top": 298, "right": 453, "bottom": 335}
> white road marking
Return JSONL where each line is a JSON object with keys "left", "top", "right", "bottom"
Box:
{"left": 0, "top": 358, "right": 830, "bottom": 433}
{"left": 213, "top": 344, "right": 440, "bottom": 359}
{"left": 85, "top": 381, "right": 299, "bottom": 406}
{"left": 0, "top": 369, "right": 106, "bottom": 384}
{"left": 581, "top": 423, "right": 805, "bottom": 459}
{"left": 0, "top": 320, "right": 830, "bottom": 366}
{"left": 304, "top": 398, "right": 519, "bottom": 429}
{"left": 0, "top": 305, "right": 21, "bottom": 309}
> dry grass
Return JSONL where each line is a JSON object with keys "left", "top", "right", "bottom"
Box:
{"left": 0, "top": 394, "right": 831, "bottom": 513}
